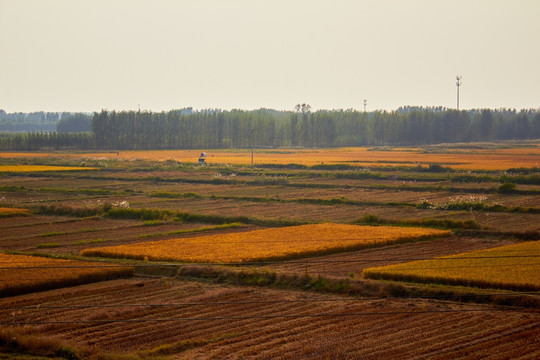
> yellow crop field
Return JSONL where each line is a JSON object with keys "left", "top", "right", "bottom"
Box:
{"left": 81, "top": 223, "right": 451, "bottom": 263}
{"left": 0, "top": 165, "right": 98, "bottom": 172}
{"left": 3, "top": 147, "right": 538, "bottom": 170}
{"left": 0, "top": 147, "right": 539, "bottom": 169}
{"left": 0, "top": 253, "right": 133, "bottom": 296}
{"left": 363, "top": 240, "right": 540, "bottom": 291}
{"left": 0, "top": 207, "right": 29, "bottom": 216}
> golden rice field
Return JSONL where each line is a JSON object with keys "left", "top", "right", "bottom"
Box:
{"left": 0, "top": 207, "right": 29, "bottom": 216}
{"left": 0, "top": 165, "right": 98, "bottom": 172}
{"left": 363, "top": 240, "right": 540, "bottom": 291}
{"left": 0, "top": 253, "right": 133, "bottom": 297}
{"left": 3, "top": 146, "right": 538, "bottom": 169}
{"left": 81, "top": 223, "right": 451, "bottom": 263}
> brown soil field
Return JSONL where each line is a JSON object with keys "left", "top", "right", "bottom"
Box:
{"left": 0, "top": 278, "right": 538, "bottom": 359}
{"left": 267, "top": 235, "right": 520, "bottom": 279}
{"left": 2, "top": 146, "right": 540, "bottom": 169}
{"left": 0, "top": 214, "right": 252, "bottom": 255}
{"left": 0, "top": 147, "right": 539, "bottom": 358}
{"left": 130, "top": 197, "right": 540, "bottom": 232}
{"left": 0, "top": 254, "right": 133, "bottom": 297}
{"left": 4, "top": 172, "right": 538, "bottom": 214}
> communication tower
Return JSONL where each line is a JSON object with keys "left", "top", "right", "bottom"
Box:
{"left": 456, "top": 76, "right": 462, "bottom": 110}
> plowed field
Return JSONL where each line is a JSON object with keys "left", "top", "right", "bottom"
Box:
{"left": 267, "top": 235, "right": 520, "bottom": 279}
{"left": 0, "top": 214, "right": 251, "bottom": 254}
{"left": 0, "top": 145, "right": 539, "bottom": 359}
{"left": 0, "top": 278, "right": 538, "bottom": 359}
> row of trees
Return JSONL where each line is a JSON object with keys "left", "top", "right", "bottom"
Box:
{"left": 0, "top": 132, "right": 95, "bottom": 151}
{"left": 0, "top": 108, "right": 538, "bottom": 150}
{"left": 0, "top": 110, "right": 92, "bottom": 133}
{"left": 92, "top": 108, "right": 537, "bottom": 148}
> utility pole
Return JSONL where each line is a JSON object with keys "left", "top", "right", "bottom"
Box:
{"left": 251, "top": 128, "right": 254, "bottom": 168}
{"left": 363, "top": 99, "right": 367, "bottom": 112}
{"left": 456, "top": 76, "right": 462, "bottom": 110}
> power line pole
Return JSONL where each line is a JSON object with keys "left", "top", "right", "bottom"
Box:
{"left": 456, "top": 75, "right": 462, "bottom": 110}
{"left": 363, "top": 99, "right": 367, "bottom": 112}
{"left": 251, "top": 128, "right": 254, "bottom": 168}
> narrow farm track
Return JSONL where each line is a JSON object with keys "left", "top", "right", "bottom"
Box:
{"left": 0, "top": 278, "right": 538, "bottom": 359}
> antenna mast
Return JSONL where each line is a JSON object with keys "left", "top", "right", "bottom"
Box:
{"left": 456, "top": 76, "right": 462, "bottom": 110}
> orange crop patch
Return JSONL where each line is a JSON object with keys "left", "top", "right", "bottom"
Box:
{"left": 363, "top": 240, "right": 540, "bottom": 291}
{"left": 1, "top": 146, "right": 538, "bottom": 170}
{"left": 81, "top": 223, "right": 451, "bottom": 263}
{"left": 0, "top": 253, "right": 133, "bottom": 296}
{"left": 0, "top": 207, "right": 29, "bottom": 216}
{"left": 0, "top": 165, "right": 98, "bottom": 172}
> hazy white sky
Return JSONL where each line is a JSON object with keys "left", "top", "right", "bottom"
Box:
{"left": 1, "top": 0, "right": 539, "bottom": 112}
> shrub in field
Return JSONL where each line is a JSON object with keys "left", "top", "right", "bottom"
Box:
{"left": 354, "top": 214, "right": 479, "bottom": 229}
{"left": 81, "top": 223, "right": 450, "bottom": 263}
{"left": 498, "top": 182, "right": 516, "bottom": 193}
{"left": 0, "top": 253, "right": 133, "bottom": 297}
{"left": 363, "top": 240, "right": 540, "bottom": 291}
{"left": 36, "top": 243, "right": 61, "bottom": 249}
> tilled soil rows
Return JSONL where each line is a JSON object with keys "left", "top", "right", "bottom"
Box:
{"left": 0, "top": 278, "right": 538, "bottom": 359}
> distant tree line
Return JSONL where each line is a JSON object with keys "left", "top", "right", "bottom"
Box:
{"left": 0, "top": 110, "right": 92, "bottom": 133}
{"left": 0, "top": 132, "right": 95, "bottom": 151}
{"left": 0, "top": 107, "right": 538, "bottom": 150}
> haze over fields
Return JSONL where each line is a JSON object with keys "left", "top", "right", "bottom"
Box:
{"left": 1, "top": 0, "right": 539, "bottom": 112}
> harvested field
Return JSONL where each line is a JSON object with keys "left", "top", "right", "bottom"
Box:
{"left": 364, "top": 240, "right": 540, "bottom": 291}
{"left": 0, "top": 253, "right": 132, "bottom": 297}
{"left": 0, "top": 214, "right": 246, "bottom": 254}
{"left": 130, "top": 197, "right": 540, "bottom": 232}
{"left": 0, "top": 278, "right": 538, "bottom": 359}
{"left": 0, "top": 145, "right": 538, "bottom": 358}
{"left": 267, "top": 235, "right": 520, "bottom": 279}
{"left": 2, "top": 146, "right": 540, "bottom": 169}
{"left": 81, "top": 223, "right": 451, "bottom": 263}
{"left": 0, "top": 165, "right": 98, "bottom": 172}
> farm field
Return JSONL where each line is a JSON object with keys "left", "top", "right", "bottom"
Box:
{"left": 266, "top": 235, "right": 522, "bottom": 279}
{"left": 363, "top": 240, "right": 540, "bottom": 291}
{"left": 0, "top": 165, "right": 98, "bottom": 172}
{"left": 0, "top": 278, "right": 538, "bottom": 359}
{"left": 0, "top": 143, "right": 539, "bottom": 359}
{"left": 81, "top": 223, "right": 450, "bottom": 263}
{"left": 0, "top": 207, "right": 29, "bottom": 216}
{"left": 0, "top": 253, "right": 132, "bottom": 297}
{"left": 0, "top": 215, "right": 254, "bottom": 255}
{"left": 1, "top": 145, "right": 539, "bottom": 169}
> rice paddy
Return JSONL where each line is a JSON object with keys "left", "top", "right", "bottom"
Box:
{"left": 81, "top": 223, "right": 451, "bottom": 263}
{"left": 0, "top": 253, "right": 133, "bottom": 297}
{"left": 0, "top": 165, "right": 98, "bottom": 172}
{"left": 363, "top": 240, "right": 540, "bottom": 291}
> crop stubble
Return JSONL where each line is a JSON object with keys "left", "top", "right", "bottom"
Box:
{"left": 0, "top": 253, "right": 133, "bottom": 297}
{"left": 0, "top": 278, "right": 537, "bottom": 359}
